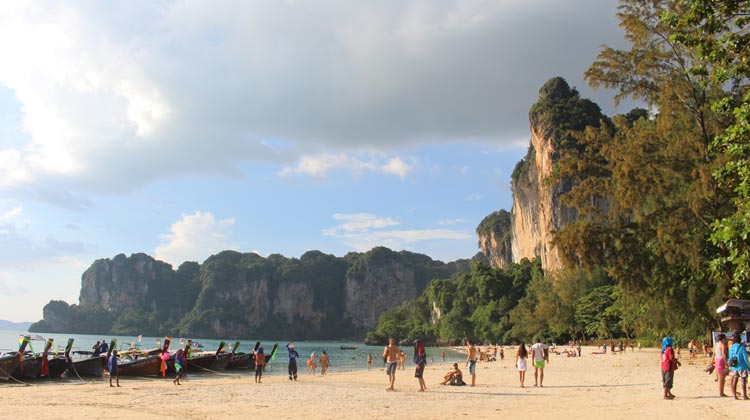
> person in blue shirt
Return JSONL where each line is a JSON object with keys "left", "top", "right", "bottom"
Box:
{"left": 287, "top": 343, "right": 300, "bottom": 381}
{"left": 108, "top": 349, "right": 120, "bottom": 387}
{"left": 99, "top": 340, "right": 109, "bottom": 354}
{"left": 173, "top": 349, "right": 186, "bottom": 385}
{"left": 728, "top": 331, "right": 750, "bottom": 400}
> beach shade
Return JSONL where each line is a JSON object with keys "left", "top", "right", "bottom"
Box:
{"left": 716, "top": 299, "right": 750, "bottom": 333}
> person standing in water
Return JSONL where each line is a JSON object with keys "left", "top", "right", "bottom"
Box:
{"left": 320, "top": 351, "right": 330, "bottom": 375}
{"left": 367, "top": 353, "right": 372, "bottom": 370}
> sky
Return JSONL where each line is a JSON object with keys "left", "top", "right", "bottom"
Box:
{"left": 0, "top": 0, "right": 630, "bottom": 322}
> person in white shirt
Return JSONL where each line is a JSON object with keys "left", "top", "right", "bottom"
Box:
{"left": 530, "top": 338, "right": 549, "bottom": 387}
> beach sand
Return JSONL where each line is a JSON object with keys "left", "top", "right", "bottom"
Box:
{"left": 0, "top": 346, "right": 737, "bottom": 420}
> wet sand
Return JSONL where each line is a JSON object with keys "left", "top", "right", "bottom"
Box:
{"left": 0, "top": 346, "right": 736, "bottom": 420}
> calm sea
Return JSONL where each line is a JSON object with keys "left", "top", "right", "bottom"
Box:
{"left": 0, "top": 329, "right": 463, "bottom": 375}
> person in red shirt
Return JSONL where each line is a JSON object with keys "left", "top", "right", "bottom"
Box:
{"left": 661, "top": 336, "right": 680, "bottom": 399}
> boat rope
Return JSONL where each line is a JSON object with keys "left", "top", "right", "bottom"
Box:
{"left": 188, "top": 363, "right": 240, "bottom": 377}
{"left": 0, "top": 364, "right": 32, "bottom": 387}
{"left": 67, "top": 361, "right": 92, "bottom": 384}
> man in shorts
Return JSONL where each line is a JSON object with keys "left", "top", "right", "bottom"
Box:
{"left": 530, "top": 338, "right": 549, "bottom": 387}
{"left": 383, "top": 338, "right": 400, "bottom": 391}
{"left": 466, "top": 340, "right": 478, "bottom": 386}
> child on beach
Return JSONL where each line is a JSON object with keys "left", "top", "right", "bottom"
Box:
{"left": 308, "top": 352, "right": 317, "bottom": 375}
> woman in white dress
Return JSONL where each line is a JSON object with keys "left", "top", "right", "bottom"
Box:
{"left": 516, "top": 343, "right": 528, "bottom": 387}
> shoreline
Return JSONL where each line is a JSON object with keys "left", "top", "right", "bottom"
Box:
{"left": 0, "top": 346, "right": 737, "bottom": 420}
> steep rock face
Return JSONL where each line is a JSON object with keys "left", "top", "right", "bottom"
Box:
{"left": 33, "top": 247, "right": 468, "bottom": 339}
{"left": 345, "top": 260, "right": 418, "bottom": 329}
{"left": 504, "top": 77, "right": 606, "bottom": 271}
{"left": 79, "top": 253, "right": 175, "bottom": 314}
{"left": 476, "top": 210, "right": 513, "bottom": 269}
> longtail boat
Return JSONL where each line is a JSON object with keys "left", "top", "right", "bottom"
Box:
{"left": 225, "top": 341, "right": 251, "bottom": 370}
{"left": 0, "top": 335, "right": 29, "bottom": 381}
{"left": 69, "top": 338, "right": 113, "bottom": 377}
{"left": 117, "top": 338, "right": 170, "bottom": 377}
{"left": 186, "top": 341, "right": 232, "bottom": 371}
{"left": 14, "top": 336, "right": 50, "bottom": 379}
{"left": 44, "top": 338, "right": 74, "bottom": 378}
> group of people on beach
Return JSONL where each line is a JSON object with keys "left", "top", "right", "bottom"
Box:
{"left": 379, "top": 337, "right": 550, "bottom": 391}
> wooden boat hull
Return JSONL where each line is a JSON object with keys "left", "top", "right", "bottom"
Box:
{"left": 70, "top": 355, "right": 105, "bottom": 377}
{"left": 117, "top": 355, "right": 162, "bottom": 377}
{"left": 0, "top": 355, "right": 20, "bottom": 381}
{"left": 186, "top": 353, "right": 232, "bottom": 372}
{"left": 15, "top": 357, "right": 44, "bottom": 379}
{"left": 46, "top": 357, "right": 69, "bottom": 378}
{"left": 225, "top": 353, "right": 251, "bottom": 370}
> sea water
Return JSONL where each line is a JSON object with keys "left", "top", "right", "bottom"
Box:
{"left": 0, "top": 329, "right": 465, "bottom": 375}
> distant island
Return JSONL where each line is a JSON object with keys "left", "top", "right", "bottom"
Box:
{"left": 0, "top": 320, "right": 31, "bottom": 331}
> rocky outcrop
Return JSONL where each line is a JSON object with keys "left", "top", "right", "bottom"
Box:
{"left": 476, "top": 210, "right": 513, "bottom": 268}
{"left": 482, "top": 77, "right": 607, "bottom": 272}
{"left": 32, "top": 248, "right": 469, "bottom": 339}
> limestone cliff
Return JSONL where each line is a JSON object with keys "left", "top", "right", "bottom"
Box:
{"left": 476, "top": 210, "right": 513, "bottom": 268}
{"left": 481, "top": 77, "right": 606, "bottom": 272}
{"left": 31, "top": 248, "right": 468, "bottom": 339}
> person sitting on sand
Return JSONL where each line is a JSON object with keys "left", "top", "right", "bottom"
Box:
{"left": 440, "top": 363, "right": 465, "bottom": 386}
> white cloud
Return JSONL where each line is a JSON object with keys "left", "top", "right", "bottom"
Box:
{"left": 324, "top": 212, "right": 471, "bottom": 252}
{"left": 155, "top": 211, "right": 237, "bottom": 265}
{"left": 0, "top": 0, "right": 623, "bottom": 195}
{"left": 279, "top": 153, "right": 416, "bottom": 179}
{"left": 0, "top": 205, "right": 22, "bottom": 222}
{"left": 438, "top": 218, "right": 466, "bottom": 225}
{"left": 323, "top": 213, "right": 400, "bottom": 236}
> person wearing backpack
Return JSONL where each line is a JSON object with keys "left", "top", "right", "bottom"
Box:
{"left": 728, "top": 332, "right": 750, "bottom": 400}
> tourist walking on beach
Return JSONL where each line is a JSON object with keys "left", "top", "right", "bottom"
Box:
{"left": 287, "top": 343, "right": 299, "bottom": 381}
{"left": 530, "top": 338, "right": 548, "bottom": 387}
{"left": 320, "top": 351, "right": 330, "bottom": 375}
{"left": 413, "top": 339, "right": 427, "bottom": 392}
{"left": 383, "top": 337, "right": 401, "bottom": 390}
{"left": 661, "top": 336, "right": 680, "bottom": 399}
{"left": 729, "top": 332, "right": 750, "bottom": 400}
{"left": 714, "top": 333, "right": 729, "bottom": 397}
{"left": 466, "top": 340, "right": 478, "bottom": 387}
{"left": 173, "top": 349, "right": 186, "bottom": 385}
{"left": 254, "top": 347, "right": 265, "bottom": 383}
{"left": 108, "top": 349, "right": 120, "bottom": 387}
{"left": 516, "top": 343, "right": 528, "bottom": 387}
{"left": 367, "top": 353, "right": 372, "bottom": 370}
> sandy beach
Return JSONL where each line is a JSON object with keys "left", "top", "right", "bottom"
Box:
{"left": 0, "top": 346, "right": 737, "bottom": 420}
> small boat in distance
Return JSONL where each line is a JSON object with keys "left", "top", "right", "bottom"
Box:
{"left": 340, "top": 345, "right": 358, "bottom": 350}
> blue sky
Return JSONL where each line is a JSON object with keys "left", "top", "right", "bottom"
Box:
{"left": 0, "top": 0, "right": 628, "bottom": 322}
